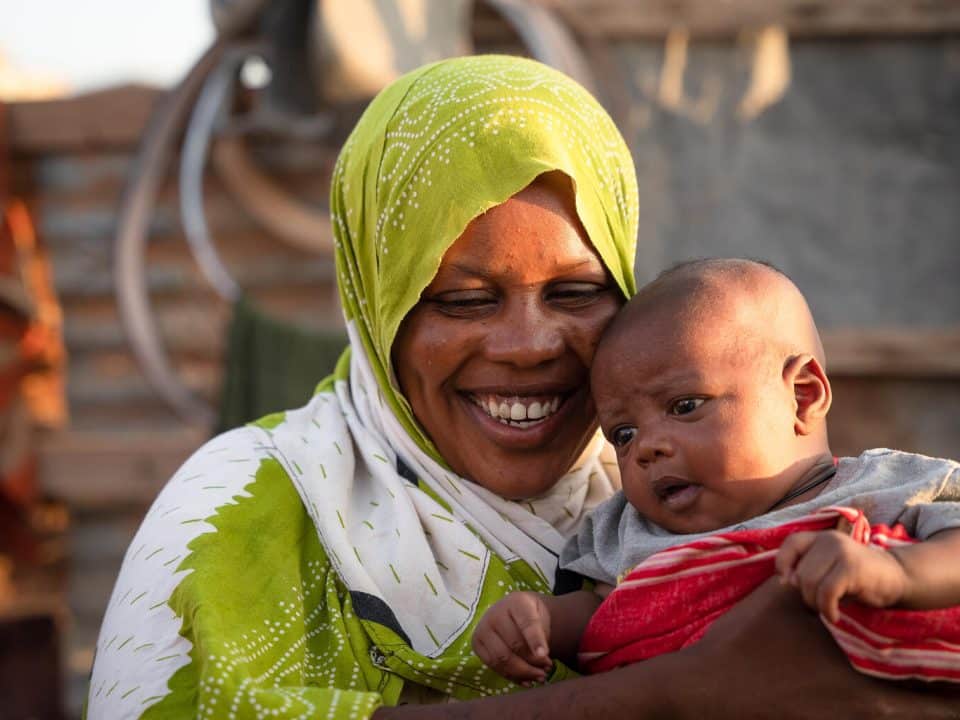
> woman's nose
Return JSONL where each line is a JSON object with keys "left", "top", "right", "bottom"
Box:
{"left": 484, "top": 295, "right": 565, "bottom": 366}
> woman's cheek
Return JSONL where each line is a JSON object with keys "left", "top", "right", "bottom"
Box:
{"left": 583, "top": 309, "right": 622, "bottom": 366}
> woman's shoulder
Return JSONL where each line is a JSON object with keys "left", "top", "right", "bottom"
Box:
{"left": 153, "top": 424, "right": 281, "bottom": 517}
{"left": 88, "top": 420, "right": 336, "bottom": 718}
{"left": 132, "top": 391, "right": 347, "bottom": 566}
{"left": 164, "top": 391, "right": 345, "bottom": 502}
{"left": 107, "top": 423, "right": 311, "bottom": 618}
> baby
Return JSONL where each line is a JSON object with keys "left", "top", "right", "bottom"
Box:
{"left": 473, "top": 258, "right": 960, "bottom": 683}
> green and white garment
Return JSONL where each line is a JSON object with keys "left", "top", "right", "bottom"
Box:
{"left": 87, "top": 55, "right": 638, "bottom": 719}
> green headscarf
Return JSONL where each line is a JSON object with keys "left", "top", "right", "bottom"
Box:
{"left": 331, "top": 54, "right": 638, "bottom": 460}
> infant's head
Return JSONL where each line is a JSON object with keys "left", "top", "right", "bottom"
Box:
{"left": 591, "top": 258, "right": 833, "bottom": 534}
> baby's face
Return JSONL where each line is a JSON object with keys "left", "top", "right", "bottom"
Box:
{"left": 591, "top": 309, "right": 801, "bottom": 534}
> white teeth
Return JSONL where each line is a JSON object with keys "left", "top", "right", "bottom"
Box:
{"left": 471, "top": 394, "right": 564, "bottom": 423}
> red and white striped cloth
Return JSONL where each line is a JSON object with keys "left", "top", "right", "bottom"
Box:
{"left": 578, "top": 506, "right": 960, "bottom": 682}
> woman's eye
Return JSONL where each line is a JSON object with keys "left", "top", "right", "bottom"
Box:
{"left": 428, "top": 291, "right": 496, "bottom": 316}
{"left": 548, "top": 283, "right": 610, "bottom": 308}
{"left": 610, "top": 426, "right": 637, "bottom": 448}
{"left": 669, "top": 398, "right": 705, "bottom": 416}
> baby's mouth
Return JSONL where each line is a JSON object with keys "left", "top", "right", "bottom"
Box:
{"left": 652, "top": 477, "right": 701, "bottom": 510}
{"left": 468, "top": 393, "right": 566, "bottom": 428}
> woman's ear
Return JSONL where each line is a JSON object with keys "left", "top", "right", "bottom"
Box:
{"left": 782, "top": 354, "right": 831, "bottom": 436}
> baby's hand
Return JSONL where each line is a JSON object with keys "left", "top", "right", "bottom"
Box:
{"left": 775, "top": 530, "right": 908, "bottom": 622}
{"left": 472, "top": 591, "right": 552, "bottom": 684}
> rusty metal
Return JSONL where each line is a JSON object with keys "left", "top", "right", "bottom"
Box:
{"left": 212, "top": 136, "right": 335, "bottom": 254}
{"left": 209, "top": 0, "right": 270, "bottom": 38}
{"left": 480, "top": 0, "right": 597, "bottom": 94}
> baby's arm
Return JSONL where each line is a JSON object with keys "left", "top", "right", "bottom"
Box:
{"left": 775, "top": 528, "right": 960, "bottom": 621}
{"left": 472, "top": 588, "right": 607, "bottom": 683}
{"left": 887, "top": 528, "right": 960, "bottom": 608}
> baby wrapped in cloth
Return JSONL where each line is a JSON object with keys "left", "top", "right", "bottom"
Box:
{"left": 578, "top": 502, "right": 960, "bottom": 681}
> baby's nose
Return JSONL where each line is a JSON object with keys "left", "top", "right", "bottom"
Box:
{"left": 634, "top": 435, "right": 674, "bottom": 465}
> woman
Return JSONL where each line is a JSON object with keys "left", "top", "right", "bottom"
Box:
{"left": 87, "top": 55, "right": 953, "bottom": 719}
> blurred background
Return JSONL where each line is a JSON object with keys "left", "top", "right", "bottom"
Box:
{"left": 0, "top": 1, "right": 958, "bottom": 717}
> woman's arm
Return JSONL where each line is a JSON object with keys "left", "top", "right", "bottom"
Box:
{"left": 376, "top": 579, "right": 960, "bottom": 720}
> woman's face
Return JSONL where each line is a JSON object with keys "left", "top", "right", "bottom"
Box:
{"left": 393, "top": 176, "right": 623, "bottom": 499}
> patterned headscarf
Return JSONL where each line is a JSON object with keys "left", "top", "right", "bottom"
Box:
{"left": 330, "top": 54, "right": 638, "bottom": 461}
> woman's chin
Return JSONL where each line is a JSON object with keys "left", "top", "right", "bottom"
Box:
{"left": 465, "top": 462, "right": 573, "bottom": 500}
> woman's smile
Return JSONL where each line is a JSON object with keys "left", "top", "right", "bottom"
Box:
{"left": 467, "top": 393, "right": 565, "bottom": 425}
{"left": 460, "top": 385, "right": 587, "bottom": 449}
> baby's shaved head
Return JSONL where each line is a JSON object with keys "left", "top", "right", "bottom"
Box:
{"left": 599, "top": 258, "right": 825, "bottom": 375}
{"left": 590, "top": 259, "right": 834, "bottom": 533}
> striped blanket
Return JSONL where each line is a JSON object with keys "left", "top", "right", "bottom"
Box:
{"left": 578, "top": 506, "right": 960, "bottom": 682}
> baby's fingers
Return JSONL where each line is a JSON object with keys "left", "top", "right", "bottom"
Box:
{"left": 776, "top": 531, "right": 819, "bottom": 582}
{"left": 814, "top": 564, "right": 852, "bottom": 623}
{"left": 507, "top": 599, "right": 550, "bottom": 665}
{"left": 474, "top": 632, "right": 548, "bottom": 684}
{"left": 790, "top": 531, "right": 858, "bottom": 612}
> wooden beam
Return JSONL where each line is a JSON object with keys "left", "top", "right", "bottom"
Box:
{"left": 7, "top": 85, "right": 159, "bottom": 154}
{"left": 822, "top": 328, "right": 960, "bottom": 378}
{"left": 547, "top": 0, "right": 960, "bottom": 39}
{"left": 38, "top": 428, "right": 207, "bottom": 509}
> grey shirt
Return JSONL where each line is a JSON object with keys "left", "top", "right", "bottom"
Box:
{"left": 561, "top": 449, "right": 960, "bottom": 585}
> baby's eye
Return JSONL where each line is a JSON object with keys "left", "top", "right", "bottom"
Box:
{"left": 669, "top": 398, "right": 704, "bottom": 416}
{"left": 610, "top": 426, "right": 637, "bottom": 448}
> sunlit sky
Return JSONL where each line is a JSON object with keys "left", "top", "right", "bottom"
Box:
{"left": 0, "top": 0, "right": 214, "bottom": 97}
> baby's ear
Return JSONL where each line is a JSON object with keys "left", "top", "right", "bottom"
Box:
{"left": 782, "top": 354, "right": 831, "bottom": 435}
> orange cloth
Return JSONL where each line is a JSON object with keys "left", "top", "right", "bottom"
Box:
{"left": 0, "top": 199, "right": 67, "bottom": 564}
